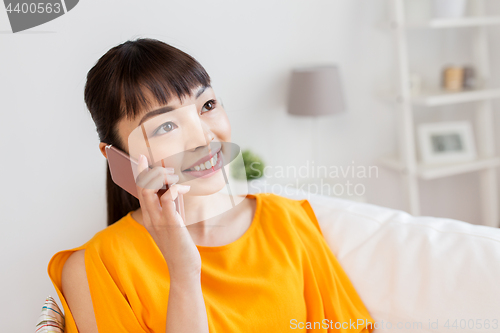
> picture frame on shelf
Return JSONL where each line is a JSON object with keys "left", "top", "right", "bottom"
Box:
{"left": 417, "top": 121, "right": 476, "bottom": 165}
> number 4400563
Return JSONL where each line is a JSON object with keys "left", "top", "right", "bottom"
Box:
{"left": 5, "top": 2, "right": 61, "bottom": 14}
{"left": 444, "top": 319, "right": 498, "bottom": 330}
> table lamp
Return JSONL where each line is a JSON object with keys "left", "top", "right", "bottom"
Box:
{"left": 287, "top": 65, "right": 346, "bottom": 165}
{"left": 287, "top": 65, "right": 345, "bottom": 117}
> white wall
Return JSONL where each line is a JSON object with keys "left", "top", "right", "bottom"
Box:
{"left": 1, "top": 0, "right": 499, "bottom": 330}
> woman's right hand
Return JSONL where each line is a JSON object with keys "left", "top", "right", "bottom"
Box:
{"left": 135, "top": 154, "right": 201, "bottom": 282}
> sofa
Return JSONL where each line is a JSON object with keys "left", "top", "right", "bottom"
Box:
{"left": 40, "top": 185, "right": 500, "bottom": 333}
{"left": 250, "top": 185, "right": 500, "bottom": 333}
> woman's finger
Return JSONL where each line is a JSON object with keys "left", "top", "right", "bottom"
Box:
{"left": 142, "top": 173, "right": 179, "bottom": 192}
{"left": 137, "top": 154, "right": 148, "bottom": 175}
{"left": 137, "top": 166, "right": 175, "bottom": 190}
{"left": 142, "top": 174, "right": 179, "bottom": 221}
{"left": 160, "top": 184, "right": 190, "bottom": 225}
{"left": 136, "top": 155, "right": 161, "bottom": 226}
{"left": 135, "top": 154, "right": 149, "bottom": 207}
{"left": 140, "top": 169, "right": 179, "bottom": 226}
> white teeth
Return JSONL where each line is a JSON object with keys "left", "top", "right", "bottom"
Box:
{"left": 186, "top": 151, "right": 220, "bottom": 172}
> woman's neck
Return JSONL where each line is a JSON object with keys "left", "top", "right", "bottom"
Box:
{"left": 131, "top": 192, "right": 241, "bottom": 240}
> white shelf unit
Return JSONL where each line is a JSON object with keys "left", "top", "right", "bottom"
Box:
{"left": 380, "top": 0, "right": 500, "bottom": 228}
{"left": 405, "top": 16, "right": 500, "bottom": 29}
{"left": 379, "top": 156, "right": 500, "bottom": 180}
{"left": 412, "top": 87, "right": 500, "bottom": 106}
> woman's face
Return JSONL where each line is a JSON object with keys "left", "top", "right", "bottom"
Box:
{"left": 99, "top": 85, "right": 232, "bottom": 196}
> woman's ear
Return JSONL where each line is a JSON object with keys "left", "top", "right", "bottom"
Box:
{"left": 99, "top": 142, "right": 109, "bottom": 159}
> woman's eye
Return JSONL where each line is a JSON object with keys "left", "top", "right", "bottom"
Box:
{"left": 153, "top": 121, "right": 177, "bottom": 136}
{"left": 201, "top": 99, "right": 217, "bottom": 114}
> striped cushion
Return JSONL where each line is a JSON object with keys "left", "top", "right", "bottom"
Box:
{"left": 35, "top": 296, "right": 65, "bottom": 332}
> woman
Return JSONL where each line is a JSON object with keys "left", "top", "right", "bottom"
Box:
{"left": 48, "top": 38, "right": 375, "bottom": 333}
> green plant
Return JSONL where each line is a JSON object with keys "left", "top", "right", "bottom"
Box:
{"left": 231, "top": 149, "right": 265, "bottom": 181}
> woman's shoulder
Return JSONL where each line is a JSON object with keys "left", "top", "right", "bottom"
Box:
{"left": 85, "top": 211, "right": 144, "bottom": 250}
{"left": 255, "top": 192, "right": 307, "bottom": 208}
{"left": 47, "top": 212, "right": 140, "bottom": 279}
{"left": 255, "top": 192, "right": 322, "bottom": 233}
{"left": 48, "top": 212, "right": 138, "bottom": 332}
{"left": 57, "top": 212, "right": 138, "bottom": 253}
{"left": 256, "top": 192, "right": 315, "bottom": 214}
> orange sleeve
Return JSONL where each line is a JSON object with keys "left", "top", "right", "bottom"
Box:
{"left": 47, "top": 244, "right": 150, "bottom": 333}
{"left": 298, "top": 199, "right": 375, "bottom": 333}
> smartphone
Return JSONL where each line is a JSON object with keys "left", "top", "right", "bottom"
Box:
{"left": 105, "top": 144, "right": 185, "bottom": 221}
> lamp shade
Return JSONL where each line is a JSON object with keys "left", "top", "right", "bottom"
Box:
{"left": 287, "top": 65, "right": 345, "bottom": 116}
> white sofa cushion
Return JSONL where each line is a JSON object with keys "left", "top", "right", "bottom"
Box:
{"left": 250, "top": 185, "right": 500, "bottom": 333}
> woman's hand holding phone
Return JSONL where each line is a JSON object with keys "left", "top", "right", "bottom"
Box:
{"left": 135, "top": 154, "right": 201, "bottom": 282}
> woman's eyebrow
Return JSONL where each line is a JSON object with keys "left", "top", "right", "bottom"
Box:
{"left": 138, "top": 85, "right": 211, "bottom": 126}
{"left": 138, "top": 106, "right": 175, "bottom": 126}
{"left": 196, "top": 85, "right": 209, "bottom": 98}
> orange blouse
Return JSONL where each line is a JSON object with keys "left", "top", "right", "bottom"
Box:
{"left": 48, "top": 193, "right": 375, "bottom": 332}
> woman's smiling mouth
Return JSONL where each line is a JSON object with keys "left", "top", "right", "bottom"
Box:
{"left": 182, "top": 148, "right": 223, "bottom": 178}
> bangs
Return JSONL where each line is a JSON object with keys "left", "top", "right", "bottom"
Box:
{"left": 116, "top": 40, "right": 211, "bottom": 120}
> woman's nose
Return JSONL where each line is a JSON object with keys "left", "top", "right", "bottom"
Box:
{"left": 184, "top": 117, "right": 216, "bottom": 152}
